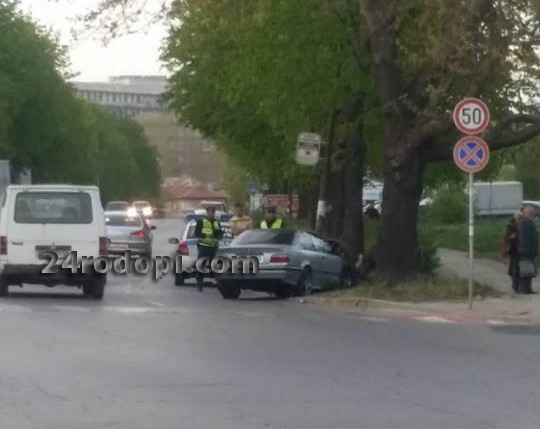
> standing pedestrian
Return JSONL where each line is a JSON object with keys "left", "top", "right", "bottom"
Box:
{"left": 502, "top": 211, "right": 522, "bottom": 293}
{"left": 260, "top": 206, "right": 285, "bottom": 229}
{"left": 229, "top": 203, "right": 252, "bottom": 237}
{"left": 518, "top": 206, "right": 538, "bottom": 294}
{"left": 194, "top": 206, "right": 223, "bottom": 291}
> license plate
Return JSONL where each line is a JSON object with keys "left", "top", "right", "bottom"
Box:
{"left": 110, "top": 243, "right": 129, "bottom": 250}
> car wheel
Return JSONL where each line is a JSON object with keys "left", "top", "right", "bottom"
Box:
{"left": 0, "top": 277, "right": 9, "bottom": 297}
{"left": 340, "top": 267, "right": 354, "bottom": 289}
{"left": 295, "top": 268, "right": 313, "bottom": 297}
{"left": 218, "top": 282, "right": 241, "bottom": 300}
{"left": 174, "top": 273, "right": 185, "bottom": 287}
{"left": 91, "top": 275, "right": 106, "bottom": 300}
{"left": 274, "top": 288, "right": 290, "bottom": 300}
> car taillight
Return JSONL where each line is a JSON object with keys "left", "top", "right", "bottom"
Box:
{"left": 130, "top": 230, "right": 146, "bottom": 238}
{"left": 270, "top": 255, "right": 289, "bottom": 264}
{"left": 99, "top": 237, "right": 108, "bottom": 255}
{"left": 178, "top": 240, "right": 189, "bottom": 256}
{"left": 0, "top": 236, "right": 6, "bottom": 255}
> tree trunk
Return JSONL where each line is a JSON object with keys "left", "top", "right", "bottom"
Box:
{"left": 327, "top": 165, "right": 345, "bottom": 238}
{"left": 342, "top": 117, "right": 365, "bottom": 266}
{"left": 376, "top": 145, "right": 424, "bottom": 278}
{"left": 316, "top": 110, "right": 338, "bottom": 232}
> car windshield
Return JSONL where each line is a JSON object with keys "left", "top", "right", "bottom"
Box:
{"left": 133, "top": 202, "right": 149, "bottom": 209}
{"left": 15, "top": 192, "right": 93, "bottom": 224}
{"left": 232, "top": 229, "right": 295, "bottom": 245}
{"left": 105, "top": 214, "right": 143, "bottom": 227}
{"left": 106, "top": 202, "right": 129, "bottom": 211}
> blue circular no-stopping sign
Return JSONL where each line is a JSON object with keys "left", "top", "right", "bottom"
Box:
{"left": 453, "top": 136, "right": 490, "bottom": 174}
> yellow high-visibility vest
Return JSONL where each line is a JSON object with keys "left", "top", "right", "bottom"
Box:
{"left": 260, "top": 218, "right": 283, "bottom": 229}
{"left": 200, "top": 218, "right": 220, "bottom": 247}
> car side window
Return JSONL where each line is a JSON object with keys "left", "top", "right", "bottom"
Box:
{"left": 296, "top": 232, "right": 315, "bottom": 251}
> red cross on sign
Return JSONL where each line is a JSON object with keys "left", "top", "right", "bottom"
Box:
{"left": 453, "top": 136, "right": 490, "bottom": 174}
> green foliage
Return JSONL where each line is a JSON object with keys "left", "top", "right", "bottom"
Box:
{"left": 163, "top": 0, "right": 373, "bottom": 187}
{"left": 427, "top": 186, "right": 468, "bottom": 225}
{"left": 515, "top": 139, "right": 540, "bottom": 199}
{"left": 0, "top": 1, "right": 161, "bottom": 202}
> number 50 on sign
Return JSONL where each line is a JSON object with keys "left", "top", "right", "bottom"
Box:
{"left": 453, "top": 98, "right": 490, "bottom": 135}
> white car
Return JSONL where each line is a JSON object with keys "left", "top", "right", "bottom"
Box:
{"left": 169, "top": 220, "right": 232, "bottom": 286}
{"left": 522, "top": 200, "right": 540, "bottom": 216}
{"left": 132, "top": 200, "right": 153, "bottom": 219}
{"left": 0, "top": 185, "right": 108, "bottom": 299}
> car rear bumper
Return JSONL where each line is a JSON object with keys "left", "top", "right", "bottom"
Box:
{"left": 216, "top": 267, "right": 302, "bottom": 289}
{"left": 2, "top": 264, "right": 104, "bottom": 286}
{"left": 108, "top": 240, "right": 150, "bottom": 255}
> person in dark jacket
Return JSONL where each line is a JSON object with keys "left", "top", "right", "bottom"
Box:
{"left": 194, "top": 206, "right": 223, "bottom": 291}
{"left": 518, "top": 206, "right": 538, "bottom": 294}
{"left": 502, "top": 212, "right": 522, "bottom": 293}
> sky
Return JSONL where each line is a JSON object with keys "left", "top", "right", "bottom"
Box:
{"left": 19, "top": 0, "right": 167, "bottom": 82}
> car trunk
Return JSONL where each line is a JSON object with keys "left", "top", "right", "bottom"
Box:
{"left": 219, "top": 244, "right": 289, "bottom": 266}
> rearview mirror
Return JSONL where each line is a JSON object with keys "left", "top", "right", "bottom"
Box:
{"left": 168, "top": 237, "right": 179, "bottom": 245}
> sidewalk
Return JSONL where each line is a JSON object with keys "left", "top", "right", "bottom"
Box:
{"left": 301, "top": 249, "right": 540, "bottom": 326}
{"left": 437, "top": 248, "right": 518, "bottom": 294}
{"left": 303, "top": 295, "right": 540, "bottom": 325}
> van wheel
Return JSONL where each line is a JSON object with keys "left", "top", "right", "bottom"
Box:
{"left": 91, "top": 275, "right": 106, "bottom": 300}
{"left": 82, "top": 284, "right": 93, "bottom": 296}
{"left": 174, "top": 273, "right": 185, "bottom": 287}
{"left": 0, "top": 278, "right": 8, "bottom": 297}
{"left": 218, "top": 282, "right": 241, "bottom": 300}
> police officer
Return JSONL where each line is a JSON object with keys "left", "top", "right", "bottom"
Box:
{"left": 194, "top": 206, "right": 223, "bottom": 291}
{"left": 260, "top": 206, "right": 285, "bottom": 229}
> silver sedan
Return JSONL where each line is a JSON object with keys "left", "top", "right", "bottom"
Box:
{"left": 105, "top": 211, "right": 155, "bottom": 257}
{"left": 215, "top": 229, "right": 353, "bottom": 299}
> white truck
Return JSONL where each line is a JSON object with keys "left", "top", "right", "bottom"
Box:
{"left": 474, "top": 181, "right": 523, "bottom": 216}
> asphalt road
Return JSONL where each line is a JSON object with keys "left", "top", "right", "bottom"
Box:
{"left": 1, "top": 219, "right": 539, "bottom": 429}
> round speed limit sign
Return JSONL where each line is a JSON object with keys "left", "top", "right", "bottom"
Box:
{"left": 453, "top": 98, "right": 490, "bottom": 135}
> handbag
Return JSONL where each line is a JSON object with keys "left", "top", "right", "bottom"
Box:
{"left": 519, "top": 259, "right": 537, "bottom": 278}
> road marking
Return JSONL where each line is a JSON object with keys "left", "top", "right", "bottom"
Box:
{"left": 413, "top": 316, "right": 457, "bottom": 324}
{"left": 148, "top": 300, "right": 167, "bottom": 307}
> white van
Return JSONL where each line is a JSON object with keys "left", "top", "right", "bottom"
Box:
{"left": 0, "top": 185, "right": 108, "bottom": 299}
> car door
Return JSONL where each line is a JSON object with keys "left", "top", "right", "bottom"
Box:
{"left": 294, "top": 232, "right": 325, "bottom": 289}
{"left": 311, "top": 235, "right": 343, "bottom": 289}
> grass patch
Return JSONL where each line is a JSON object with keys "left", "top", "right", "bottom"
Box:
{"left": 324, "top": 276, "right": 500, "bottom": 302}
{"left": 365, "top": 215, "right": 526, "bottom": 262}
{"left": 421, "top": 216, "right": 509, "bottom": 261}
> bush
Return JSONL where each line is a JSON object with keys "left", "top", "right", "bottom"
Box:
{"left": 427, "top": 186, "right": 467, "bottom": 224}
{"left": 419, "top": 232, "right": 440, "bottom": 275}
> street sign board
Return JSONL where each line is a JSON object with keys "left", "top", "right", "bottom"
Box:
{"left": 296, "top": 132, "right": 321, "bottom": 166}
{"left": 453, "top": 98, "right": 490, "bottom": 135}
{"left": 265, "top": 194, "right": 300, "bottom": 215}
{"left": 453, "top": 136, "right": 490, "bottom": 174}
{"left": 247, "top": 181, "right": 258, "bottom": 194}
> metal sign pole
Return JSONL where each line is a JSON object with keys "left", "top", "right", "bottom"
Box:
{"left": 468, "top": 172, "right": 474, "bottom": 309}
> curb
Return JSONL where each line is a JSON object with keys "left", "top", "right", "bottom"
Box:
{"left": 298, "top": 296, "right": 540, "bottom": 326}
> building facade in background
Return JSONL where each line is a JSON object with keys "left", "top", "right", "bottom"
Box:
{"left": 72, "top": 76, "right": 227, "bottom": 187}
{"left": 72, "top": 75, "right": 166, "bottom": 116}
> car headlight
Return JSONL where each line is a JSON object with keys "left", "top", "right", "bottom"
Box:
{"left": 143, "top": 207, "right": 152, "bottom": 216}
{"left": 127, "top": 207, "right": 137, "bottom": 217}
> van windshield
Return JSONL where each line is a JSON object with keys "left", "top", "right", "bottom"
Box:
{"left": 15, "top": 192, "right": 93, "bottom": 224}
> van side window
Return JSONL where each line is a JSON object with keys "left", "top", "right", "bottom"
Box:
{"left": 15, "top": 192, "right": 93, "bottom": 224}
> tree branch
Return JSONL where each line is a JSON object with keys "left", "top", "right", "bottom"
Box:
{"left": 424, "top": 114, "right": 540, "bottom": 162}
